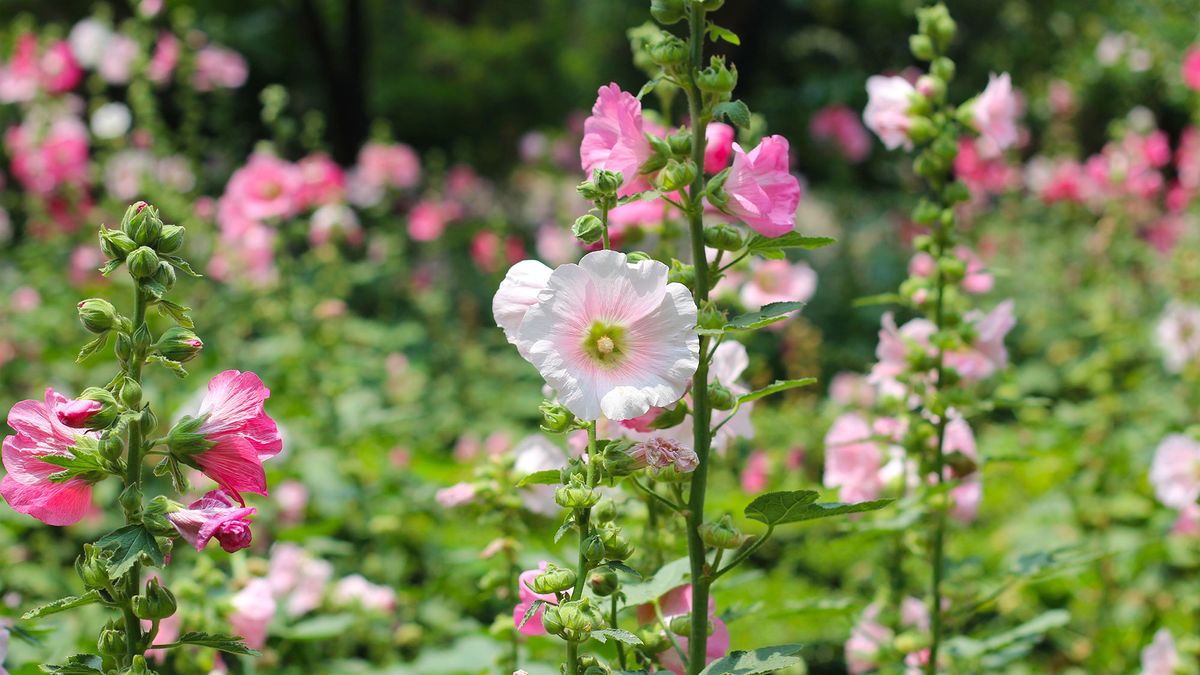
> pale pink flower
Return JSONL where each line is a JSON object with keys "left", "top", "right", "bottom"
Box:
{"left": 810, "top": 104, "right": 871, "bottom": 163}
{"left": 333, "top": 575, "right": 396, "bottom": 612}
{"left": 166, "top": 490, "right": 257, "bottom": 553}
{"left": 11, "top": 287, "right": 40, "bottom": 313}
{"left": 869, "top": 313, "right": 937, "bottom": 387}
{"left": 1154, "top": 301, "right": 1200, "bottom": 373}
{"left": 946, "top": 300, "right": 1016, "bottom": 382}
{"left": 104, "top": 150, "right": 153, "bottom": 201}
{"left": 229, "top": 579, "right": 275, "bottom": 650}
{"left": 1140, "top": 629, "right": 1179, "bottom": 675}
{"left": 512, "top": 435, "right": 567, "bottom": 516}
{"left": 823, "top": 413, "right": 884, "bottom": 502}
{"left": 635, "top": 585, "right": 730, "bottom": 675}
{"left": 720, "top": 135, "right": 802, "bottom": 237}
{"left": 536, "top": 223, "right": 576, "bottom": 266}
{"left": 846, "top": 603, "right": 892, "bottom": 674}
{"left": 435, "top": 482, "right": 477, "bottom": 508}
{"left": 512, "top": 561, "right": 561, "bottom": 636}
{"left": 69, "top": 246, "right": 104, "bottom": 286}
{"left": 181, "top": 371, "right": 283, "bottom": 502}
{"left": 407, "top": 200, "right": 459, "bottom": 242}
{"left": 630, "top": 437, "right": 698, "bottom": 473}
{"left": 1150, "top": 434, "right": 1200, "bottom": 510}
{"left": 1, "top": 389, "right": 98, "bottom": 526}
{"left": 40, "top": 41, "right": 82, "bottom": 94}
{"left": 192, "top": 46, "right": 248, "bottom": 91}
{"left": 68, "top": 19, "right": 112, "bottom": 70}
{"left": 274, "top": 480, "right": 308, "bottom": 523}
{"left": 0, "top": 35, "right": 39, "bottom": 103}
{"left": 224, "top": 153, "right": 302, "bottom": 221}
{"left": 98, "top": 35, "right": 138, "bottom": 84}
{"left": 741, "top": 450, "right": 769, "bottom": 493}
{"left": 709, "top": 340, "right": 754, "bottom": 450}
{"left": 6, "top": 115, "right": 90, "bottom": 195}
{"left": 295, "top": 153, "right": 346, "bottom": 208}
{"left": 1183, "top": 47, "right": 1200, "bottom": 91}
{"left": 146, "top": 33, "right": 180, "bottom": 84}
{"left": 1174, "top": 504, "right": 1200, "bottom": 536}
{"left": 863, "top": 75, "right": 916, "bottom": 150}
{"left": 971, "top": 73, "right": 1021, "bottom": 152}
{"left": 493, "top": 259, "right": 553, "bottom": 358}
{"left": 740, "top": 258, "right": 817, "bottom": 308}
{"left": 829, "top": 372, "right": 876, "bottom": 408}
{"left": 357, "top": 142, "right": 421, "bottom": 189}
{"left": 704, "top": 122, "right": 736, "bottom": 173}
{"left": 943, "top": 416, "right": 982, "bottom": 522}
{"left": 580, "top": 83, "right": 654, "bottom": 196}
{"left": 513, "top": 250, "right": 699, "bottom": 421}
{"left": 308, "top": 203, "right": 361, "bottom": 247}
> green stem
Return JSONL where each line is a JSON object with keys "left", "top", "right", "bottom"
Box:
{"left": 713, "top": 526, "right": 773, "bottom": 581}
{"left": 612, "top": 593, "right": 627, "bottom": 669}
{"left": 601, "top": 200, "right": 612, "bottom": 251}
{"left": 121, "top": 284, "right": 149, "bottom": 666}
{"left": 683, "top": 5, "right": 713, "bottom": 674}
{"left": 927, "top": 219, "right": 950, "bottom": 675}
{"left": 567, "top": 423, "right": 599, "bottom": 675}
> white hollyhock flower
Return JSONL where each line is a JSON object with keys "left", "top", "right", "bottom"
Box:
{"left": 512, "top": 250, "right": 698, "bottom": 421}
{"left": 493, "top": 259, "right": 553, "bottom": 358}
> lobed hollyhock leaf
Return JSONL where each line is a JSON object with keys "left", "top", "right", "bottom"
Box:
{"left": 745, "top": 232, "right": 835, "bottom": 256}
{"left": 592, "top": 628, "right": 643, "bottom": 645}
{"left": 21, "top": 591, "right": 103, "bottom": 620}
{"left": 40, "top": 653, "right": 105, "bottom": 673}
{"left": 745, "top": 490, "right": 893, "bottom": 526}
{"left": 170, "top": 631, "right": 261, "bottom": 655}
{"left": 619, "top": 556, "right": 690, "bottom": 606}
{"left": 603, "top": 560, "right": 644, "bottom": 580}
{"left": 713, "top": 99, "right": 751, "bottom": 129}
{"left": 698, "top": 643, "right": 804, "bottom": 675}
{"left": 157, "top": 300, "right": 195, "bottom": 329}
{"left": 738, "top": 378, "right": 817, "bottom": 404}
{"left": 516, "top": 469, "right": 562, "bottom": 487}
{"left": 95, "top": 524, "right": 165, "bottom": 579}
{"left": 725, "top": 301, "right": 806, "bottom": 331}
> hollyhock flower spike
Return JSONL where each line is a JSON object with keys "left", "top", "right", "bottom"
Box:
{"left": 715, "top": 135, "right": 803, "bottom": 237}
{"left": 1, "top": 389, "right": 99, "bottom": 526}
{"left": 166, "top": 490, "right": 257, "bottom": 553}
{"left": 513, "top": 250, "right": 699, "bottom": 421}
{"left": 169, "top": 370, "right": 283, "bottom": 502}
{"left": 580, "top": 83, "right": 654, "bottom": 196}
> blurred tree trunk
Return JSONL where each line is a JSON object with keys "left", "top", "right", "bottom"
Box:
{"left": 299, "top": 0, "right": 371, "bottom": 165}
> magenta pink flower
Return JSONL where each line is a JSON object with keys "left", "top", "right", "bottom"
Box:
{"left": 635, "top": 585, "right": 730, "bottom": 675}
{"left": 580, "top": 83, "right": 654, "bottom": 197}
{"left": 435, "top": 482, "right": 477, "bottom": 508}
{"left": 810, "top": 104, "right": 871, "bottom": 163}
{"left": 1, "top": 389, "right": 98, "bottom": 526}
{"left": 356, "top": 142, "right": 421, "bottom": 189}
{"left": 512, "top": 561, "right": 563, "bottom": 636}
{"left": 823, "top": 413, "right": 884, "bottom": 503}
{"left": 741, "top": 449, "right": 769, "bottom": 493}
{"left": 407, "top": 200, "right": 460, "bottom": 242}
{"left": 177, "top": 371, "right": 282, "bottom": 502}
{"left": 863, "top": 75, "right": 916, "bottom": 150}
{"left": 5, "top": 115, "right": 90, "bottom": 195}
{"left": 704, "top": 122, "right": 736, "bottom": 173}
{"left": 147, "top": 33, "right": 180, "bottom": 84}
{"left": 55, "top": 398, "right": 104, "bottom": 429}
{"left": 1150, "top": 434, "right": 1200, "bottom": 510}
{"left": 39, "top": 41, "right": 82, "bottom": 94}
{"left": 224, "top": 153, "right": 302, "bottom": 221}
{"left": 1183, "top": 47, "right": 1200, "bottom": 91}
{"left": 166, "top": 490, "right": 257, "bottom": 553}
{"left": 719, "top": 135, "right": 802, "bottom": 237}
{"left": 740, "top": 258, "right": 817, "bottom": 309}
{"left": 229, "top": 579, "right": 276, "bottom": 650}
{"left": 295, "top": 153, "right": 346, "bottom": 208}
{"left": 846, "top": 603, "right": 892, "bottom": 674}
{"left": 512, "top": 250, "right": 699, "bottom": 421}
{"left": 192, "top": 46, "right": 248, "bottom": 91}
{"left": 0, "top": 34, "right": 39, "bottom": 103}
{"left": 971, "top": 73, "right": 1021, "bottom": 152}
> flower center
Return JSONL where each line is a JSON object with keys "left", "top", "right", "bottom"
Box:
{"left": 583, "top": 321, "right": 627, "bottom": 367}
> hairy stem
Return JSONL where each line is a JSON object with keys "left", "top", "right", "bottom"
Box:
{"left": 121, "top": 284, "right": 149, "bottom": 666}
{"left": 927, "top": 216, "right": 950, "bottom": 675}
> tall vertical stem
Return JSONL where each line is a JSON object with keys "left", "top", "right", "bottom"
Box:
{"left": 121, "top": 284, "right": 149, "bottom": 665}
{"left": 683, "top": 5, "right": 712, "bottom": 673}
{"left": 566, "top": 422, "right": 598, "bottom": 675}
{"left": 926, "top": 221, "right": 949, "bottom": 675}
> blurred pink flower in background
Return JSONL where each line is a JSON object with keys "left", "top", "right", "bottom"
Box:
{"left": 971, "top": 73, "right": 1021, "bottom": 152}
{"left": 1140, "top": 629, "right": 1179, "bottom": 675}
{"left": 147, "top": 33, "right": 180, "bottom": 83}
{"left": 740, "top": 258, "right": 817, "bottom": 309}
{"left": 0, "top": 34, "right": 40, "bottom": 103}
{"left": 274, "top": 480, "right": 308, "bottom": 523}
{"left": 1182, "top": 46, "right": 1200, "bottom": 91}
{"left": 823, "top": 413, "right": 884, "bottom": 502}
{"left": 98, "top": 34, "right": 138, "bottom": 84}
{"left": 741, "top": 450, "right": 769, "bottom": 493}
{"left": 6, "top": 114, "right": 90, "bottom": 195}
{"left": 39, "top": 40, "right": 82, "bottom": 93}
{"left": 357, "top": 142, "right": 421, "bottom": 190}
{"left": 229, "top": 579, "right": 276, "bottom": 649}
{"left": 636, "top": 585, "right": 730, "bottom": 674}
{"left": 407, "top": 200, "right": 460, "bottom": 242}
{"left": 863, "top": 75, "right": 916, "bottom": 150}
{"left": 1150, "top": 434, "right": 1200, "bottom": 510}
{"left": 435, "top": 482, "right": 477, "bottom": 508}
{"left": 334, "top": 575, "right": 396, "bottom": 612}
{"left": 193, "top": 45, "right": 248, "bottom": 91}
{"left": 1154, "top": 301, "right": 1200, "bottom": 373}
{"left": 810, "top": 104, "right": 871, "bottom": 163}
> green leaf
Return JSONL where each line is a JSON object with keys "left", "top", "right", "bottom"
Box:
{"left": 516, "top": 599, "right": 545, "bottom": 631}
{"left": 516, "top": 469, "right": 561, "bottom": 487}
{"left": 39, "top": 654, "right": 104, "bottom": 674}
{"left": 162, "top": 254, "right": 203, "bottom": 278}
{"left": 21, "top": 591, "right": 103, "bottom": 620}
{"left": 636, "top": 79, "right": 659, "bottom": 100}
{"left": 620, "top": 556, "right": 691, "bottom": 606}
{"left": 738, "top": 378, "right": 817, "bottom": 404}
{"left": 726, "top": 302, "right": 805, "bottom": 330}
{"left": 143, "top": 281, "right": 167, "bottom": 300}
{"left": 706, "top": 23, "right": 741, "bottom": 45}
{"left": 947, "top": 610, "right": 1069, "bottom": 663}
{"left": 98, "top": 259, "right": 122, "bottom": 277}
{"left": 745, "top": 232, "right": 835, "bottom": 256}
{"left": 278, "top": 615, "right": 354, "bottom": 641}
{"left": 147, "top": 354, "right": 188, "bottom": 378}
{"left": 744, "top": 490, "right": 892, "bottom": 526}
{"left": 553, "top": 513, "right": 576, "bottom": 543}
{"left": 170, "top": 631, "right": 261, "bottom": 655}
{"left": 698, "top": 644, "right": 804, "bottom": 675}
{"left": 603, "top": 560, "right": 644, "bottom": 580}
{"left": 712, "top": 100, "right": 751, "bottom": 129}
{"left": 76, "top": 333, "right": 109, "bottom": 364}
{"left": 95, "top": 524, "right": 165, "bottom": 579}
{"left": 853, "top": 293, "right": 904, "bottom": 308}
{"left": 592, "top": 628, "right": 643, "bottom": 645}
{"left": 157, "top": 300, "right": 195, "bottom": 329}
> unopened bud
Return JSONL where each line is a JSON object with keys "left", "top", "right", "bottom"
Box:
{"left": 668, "top": 259, "right": 695, "bottom": 288}
{"left": 539, "top": 400, "right": 576, "bottom": 433}
{"left": 120, "top": 377, "right": 142, "bottom": 407}
{"left": 75, "top": 544, "right": 111, "bottom": 589}
{"left": 100, "top": 229, "right": 138, "bottom": 261}
{"left": 555, "top": 476, "right": 600, "bottom": 510}
{"left": 127, "top": 247, "right": 160, "bottom": 280}
{"left": 530, "top": 563, "right": 577, "bottom": 595}
{"left": 658, "top": 159, "right": 697, "bottom": 192}
{"left": 154, "top": 261, "right": 177, "bottom": 290}
{"left": 132, "top": 577, "right": 177, "bottom": 620}
{"left": 601, "top": 529, "right": 634, "bottom": 561}
{"left": 156, "top": 326, "right": 204, "bottom": 363}
{"left": 703, "top": 223, "right": 744, "bottom": 252}
{"left": 583, "top": 535, "right": 606, "bottom": 566}
{"left": 78, "top": 298, "right": 118, "bottom": 334}
{"left": 649, "top": 0, "right": 685, "bottom": 25}
{"left": 588, "top": 568, "right": 619, "bottom": 597}
{"left": 708, "top": 381, "right": 736, "bottom": 411}
{"left": 98, "top": 628, "right": 126, "bottom": 657}
{"left": 696, "top": 57, "right": 737, "bottom": 94}
{"left": 58, "top": 387, "right": 119, "bottom": 430}
{"left": 909, "top": 34, "right": 934, "bottom": 61}
{"left": 156, "top": 224, "right": 185, "bottom": 254}
{"left": 593, "top": 169, "right": 624, "bottom": 196}
{"left": 700, "top": 514, "right": 744, "bottom": 549}
{"left": 592, "top": 498, "right": 617, "bottom": 523}
{"left": 572, "top": 214, "right": 605, "bottom": 245}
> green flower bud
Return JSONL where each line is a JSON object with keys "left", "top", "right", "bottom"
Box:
{"left": 126, "top": 204, "right": 163, "bottom": 246}
{"left": 909, "top": 34, "right": 934, "bottom": 61}
{"left": 154, "top": 261, "right": 177, "bottom": 291}
{"left": 100, "top": 434, "right": 125, "bottom": 462}
{"left": 593, "top": 169, "right": 624, "bottom": 196}
{"left": 912, "top": 201, "right": 940, "bottom": 227}
{"left": 530, "top": 563, "right": 577, "bottom": 595}
{"left": 705, "top": 168, "right": 731, "bottom": 209}
{"left": 120, "top": 483, "right": 144, "bottom": 521}
{"left": 156, "top": 326, "right": 204, "bottom": 363}
{"left": 539, "top": 400, "right": 576, "bottom": 433}
{"left": 625, "top": 251, "right": 653, "bottom": 263}
{"left": 699, "top": 514, "right": 744, "bottom": 549}
{"left": 128, "top": 247, "right": 160, "bottom": 280}
{"left": 572, "top": 214, "right": 605, "bottom": 245}
{"left": 638, "top": 627, "right": 670, "bottom": 653}
{"left": 156, "top": 224, "right": 185, "bottom": 254}
{"left": 696, "top": 57, "right": 737, "bottom": 94}
{"left": 100, "top": 228, "right": 138, "bottom": 261}
{"left": 120, "top": 201, "right": 149, "bottom": 234}
{"left": 600, "top": 441, "right": 641, "bottom": 478}
{"left": 75, "top": 544, "right": 111, "bottom": 590}
{"left": 942, "top": 181, "right": 971, "bottom": 205}
{"left": 697, "top": 303, "right": 726, "bottom": 332}
{"left": 601, "top": 529, "right": 635, "bottom": 561}
{"left": 116, "top": 333, "right": 133, "bottom": 364}
{"left": 577, "top": 180, "right": 602, "bottom": 202}
{"left": 540, "top": 604, "right": 565, "bottom": 636}
{"left": 583, "top": 535, "right": 606, "bottom": 566}
{"left": 703, "top": 223, "right": 744, "bottom": 252}
{"left": 708, "top": 381, "right": 736, "bottom": 411}
{"left": 668, "top": 259, "right": 695, "bottom": 288}
{"left": 649, "top": 0, "right": 685, "bottom": 25}
{"left": 588, "top": 567, "right": 619, "bottom": 597}
{"left": 648, "top": 36, "right": 687, "bottom": 67}
{"left": 939, "top": 256, "right": 966, "bottom": 283}
{"left": 555, "top": 476, "right": 600, "bottom": 510}
{"left": 98, "top": 628, "right": 126, "bottom": 657}
{"left": 120, "top": 377, "right": 142, "bottom": 408}
{"left": 132, "top": 577, "right": 177, "bottom": 620}
{"left": 931, "top": 57, "right": 955, "bottom": 82}
{"left": 667, "top": 613, "right": 692, "bottom": 636}
{"left": 592, "top": 498, "right": 617, "bottom": 523}
{"left": 167, "top": 414, "right": 215, "bottom": 458}
{"left": 556, "top": 598, "right": 606, "bottom": 642}
{"left": 667, "top": 129, "right": 692, "bottom": 157}
{"left": 649, "top": 401, "right": 688, "bottom": 429}
{"left": 657, "top": 159, "right": 697, "bottom": 192}
{"left": 907, "top": 117, "right": 936, "bottom": 145}
{"left": 894, "top": 630, "right": 930, "bottom": 655}
{"left": 78, "top": 298, "right": 118, "bottom": 334}
{"left": 123, "top": 655, "right": 154, "bottom": 675}
{"left": 139, "top": 406, "right": 159, "bottom": 436}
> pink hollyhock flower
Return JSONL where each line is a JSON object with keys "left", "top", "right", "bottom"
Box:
{"left": 0, "top": 34, "right": 39, "bottom": 103}
{"left": 471, "top": 231, "right": 503, "bottom": 273}
{"left": 435, "top": 482, "right": 477, "bottom": 508}
{"left": 6, "top": 115, "right": 90, "bottom": 195}
{"left": 1183, "top": 47, "right": 1200, "bottom": 91}
{"left": 635, "top": 585, "right": 730, "bottom": 675}
{"left": 1174, "top": 504, "right": 1200, "bottom": 536}
{"left": 69, "top": 246, "right": 104, "bottom": 286}
{"left": 146, "top": 33, "right": 180, "bottom": 84}
{"left": 493, "top": 259, "right": 553, "bottom": 358}
{"left": 810, "top": 104, "right": 871, "bottom": 163}
{"left": 954, "top": 136, "right": 1020, "bottom": 192}
{"left": 296, "top": 153, "right": 346, "bottom": 208}
{"left": 720, "top": 135, "right": 802, "bottom": 237}
{"left": 407, "top": 200, "right": 460, "bottom": 242}
{"left": 224, "top": 153, "right": 302, "bottom": 221}
{"left": 829, "top": 372, "right": 876, "bottom": 408}
{"left": 229, "top": 579, "right": 275, "bottom": 650}
{"left": 1, "top": 389, "right": 99, "bottom": 526}
{"left": 512, "top": 435, "right": 567, "bottom": 516}
{"left": 864, "top": 75, "right": 916, "bottom": 150}
{"left": 741, "top": 450, "right": 769, "bottom": 493}
{"left": 357, "top": 142, "right": 421, "bottom": 189}
{"left": 334, "top": 575, "right": 396, "bottom": 612}
{"left": 943, "top": 416, "right": 982, "bottom": 522}
{"left": 908, "top": 246, "right": 993, "bottom": 295}
{"left": 513, "top": 250, "right": 699, "bottom": 421}
{"left": 823, "top": 413, "right": 884, "bottom": 502}
{"left": 740, "top": 258, "right": 817, "bottom": 309}
{"left": 166, "top": 490, "right": 257, "bottom": 553}
{"left": 946, "top": 300, "right": 1016, "bottom": 382}
{"left": 308, "top": 204, "right": 362, "bottom": 247}
{"left": 193, "top": 46, "right": 248, "bottom": 91}
{"left": 274, "top": 480, "right": 308, "bottom": 523}
{"left": 142, "top": 611, "right": 179, "bottom": 663}
{"left": 176, "top": 371, "right": 282, "bottom": 502}
{"left": 536, "top": 223, "right": 576, "bottom": 266}
{"left": 704, "top": 122, "right": 736, "bottom": 173}
{"left": 55, "top": 398, "right": 104, "bottom": 429}
{"left": 971, "top": 73, "right": 1021, "bottom": 152}
{"left": 709, "top": 340, "right": 754, "bottom": 450}
{"left": 846, "top": 603, "right": 893, "bottom": 674}
{"left": 512, "top": 561, "right": 562, "bottom": 636}
{"left": 630, "top": 437, "right": 699, "bottom": 473}
{"left": 98, "top": 35, "right": 138, "bottom": 84}
{"left": 1140, "top": 629, "right": 1179, "bottom": 675}
{"left": 869, "top": 313, "right": 937, "bottom": 387}
{"left": 39, "top": 41, "right": 82, "bottom": 94}
{"left": 1154, "top": 301, "right": 1200, "bottom": 373}
{"left": 1150, "top": 434, "right": 1200, "bottom": 510}
{"left": 580, "top": 83, "right": 654, "bottom": 197}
